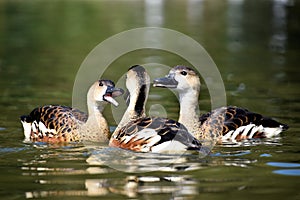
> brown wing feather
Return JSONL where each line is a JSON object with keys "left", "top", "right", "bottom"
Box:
{"left": 110, "top": 117, "right": 202, "bottom": 152}
{"left": 23, "top": 105, "right": 83, "bottom": 143}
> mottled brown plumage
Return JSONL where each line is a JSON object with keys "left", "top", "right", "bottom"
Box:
{"left": 109, "top": 65, "right": 203, "bottom": 153}
{"left": 110, "top": 117, "right": 202, "bottom": 152}
{"left": 153, "top": 66, "right": 289, "bottom": 143}
{"left": 199, "top": 105, "right": 288, "bottom": 141}
{"left": 20, "top": 80, "right": 123, "bottom": 143}
{"left": 21, "top": 105, "right": 83, "bottom": 143}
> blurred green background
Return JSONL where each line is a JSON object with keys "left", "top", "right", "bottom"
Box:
{"left": 0, "top": 0, "right": 299, "bottom": 199}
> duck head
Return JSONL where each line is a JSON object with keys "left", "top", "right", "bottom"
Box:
{"left": 125, "top": 65, "right": 150, "bottom": 116}
{"left": 89, "top": 80, "right": 124, "bottom": 106}
{"left": 153, "top": 66, "right": 200, "bottom": 92}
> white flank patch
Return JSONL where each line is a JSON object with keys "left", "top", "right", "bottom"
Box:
{"left": 38, "top": 121, "right": 56, "bottom": 135}
{"left": 121, "top": 128, "right": 190, "bottom": 153}
{"left": 135, "top": 128, "right": 158, "bottom": 139}
{"left": 223, "top": 124, "right": 256, "bottom": 142}
{"left": 145, "top": 135, "right": 161, "bottom": 147}
{"left": 231, "top": 125, "right": 247, "bottom": 139}
{"left": 21, "top": 121, "right": 32, "bottom": 141}
{"left": 32, "top": 121, "right": 38, "bottom": 133}
{"left": 223, "top": 123, "right": 283, "bottom": 142}
{"left": 248, "top": 125, "right": 262, "bottom": 138}
{"left": 122, "top": 128, "right": 159, "bottom": 145}
{"left": 151, "top": 140, "right": 188, "bottom": 154}
{"left": 135, "top": 129, "right": 162, "bottom": 152}
{"left": 242, "top": 124, "right": 257, "bottom": 137}
{"left": 263, "top": 127, "right": 282, "bottom": 138}
{"left": 222, "top": 126, "right": 244, "bottom": 142}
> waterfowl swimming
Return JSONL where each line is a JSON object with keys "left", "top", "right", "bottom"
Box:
{"left": 20, "top": 80, "right": 123, "bottom": 143}
{"left": 109, "top": 65, "right": 205, "bottom": 153}
{"left": 153, "top": 65, "right": 289, "bottom": 143}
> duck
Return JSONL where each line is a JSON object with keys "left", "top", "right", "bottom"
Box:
{"left": 153, "top": 65, "right": 289, "bottom": 143}
{"left": 20, "top": 80, "right": 123, "bottom": 143}
{"left": 109, "top": 65, "right": 207, "bottom": 153}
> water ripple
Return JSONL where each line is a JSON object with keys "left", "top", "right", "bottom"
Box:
{"left": 273, "top": 169, "right": 300, "bottom": 176}
{"left": 87, "top": 147, "right": 205, "bottom": 173}
{"left": 267, "top": 162, "right": 300, "bottom": 168}
{"left": 267, "top": 162, "right": 300, "bottom": 176}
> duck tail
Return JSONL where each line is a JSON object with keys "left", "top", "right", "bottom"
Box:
{"left": 20, "top": 115, "right": 33, "bottom": 141}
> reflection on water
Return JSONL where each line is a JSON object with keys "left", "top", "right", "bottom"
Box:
{"left": 273, "top": 169, "right": 300, "bottom": 176}
{"left": 87, "top": 147, "right": 205, "bottom": 173}
{"left": 21, "top": 144, "right": 202, "bottom": 199}
{"left": 1, "top": 0, "right": 300, "bottom": 199}
{"left": 84, "top": 175, "right": 199, "bottom": 198}
{"left": 19, "top": 139, "right": 288, "bottom": 199}
{"left": 25, "top": 173, "right": 198, "bottom": 198}
{"left": 267, "top": 162, "right": 300, "bottom": 176}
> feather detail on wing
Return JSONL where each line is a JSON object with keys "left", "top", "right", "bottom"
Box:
{"left": 110, "top": 117, "right": 202, "bottom": 153}
{"left": 20, "top": 105, "right": 83, "bottom": 143}
{"left": 199, "top": 106, "right": 288, "bottom": 142}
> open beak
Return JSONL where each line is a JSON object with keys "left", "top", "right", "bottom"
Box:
{"left": 103, "top": 87, "right": 124, "bottom": 107}
{"left": 112, "top": 87, "right": 124, "bottom": 98}
{"left": 153, "top": 75, "right": 178, "bottom": 88}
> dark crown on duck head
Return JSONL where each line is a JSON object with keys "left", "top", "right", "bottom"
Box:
{"left": 173, "top": 65, "right": 198, "bottom": 76}
{"left": 128, "top": 65, "right": 149, "bottom": 86}
{"left": 98, "top": 80, "right": 115, "bottom": 87}
{"left": 128, "top": 65, "right": 145, "bottom": 72}
{"left": 128, "top": 65, "right": 147, "bottom": 79}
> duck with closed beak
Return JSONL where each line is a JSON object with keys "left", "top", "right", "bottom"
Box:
{"left": 109, "top": 65, "right": 210, "bottom": 153}
{"left": 153, "top": 66, "right": 289, "bottom": 143}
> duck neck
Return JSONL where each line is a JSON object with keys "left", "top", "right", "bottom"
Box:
{"left": 82, "top": 90, "right": 109, "bottom": 142}
{"left": 114, "top": 85, "right": 148, "bottom": 133}
{"left": 178, "top": 88, "right": 201, "bottom": 136}
{"left": 87, "top": 99, "right": 105, "bottom": 121}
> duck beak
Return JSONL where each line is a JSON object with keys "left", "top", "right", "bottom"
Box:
{"left": 103, "top": 86, "right": 124, "bottom": 107}
{"left": 112, "top": 87, "right": 124, "bottom": 98}
{"left": 153, "top": 75, "right": 178, "bottom": 88}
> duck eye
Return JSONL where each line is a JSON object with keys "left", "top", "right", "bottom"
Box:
{"left": 180, "top": 71, "right": 187, "bottom": 76}
{"left": 99, "top": 82, "right": 103, "bottom": 86}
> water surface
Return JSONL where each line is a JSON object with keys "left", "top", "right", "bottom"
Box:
{"left": 0, "top": 0, "right": 300, "bottom": 199}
